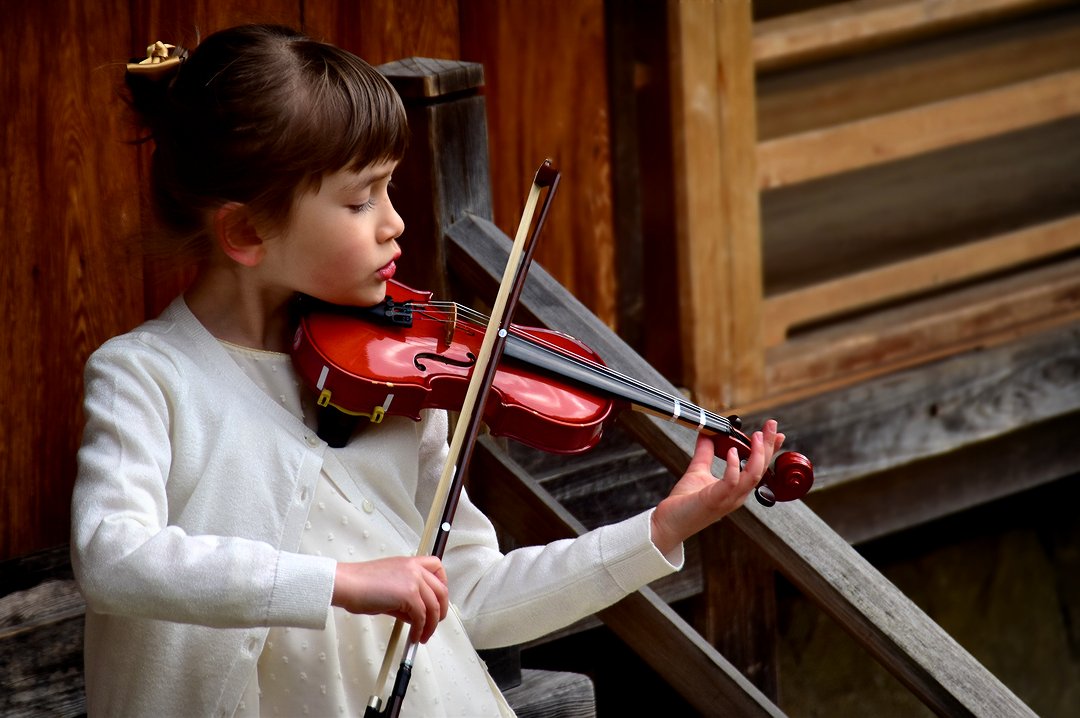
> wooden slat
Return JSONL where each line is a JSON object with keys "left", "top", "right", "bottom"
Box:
{"left": 753, "top": 0, "right": 1069, "bottom": 71}
{"left": 757, "top": 67, "right": 1080, "bottom": 189}
{"left": 667, "top": 0, "right": 764, "bottom": 407}
{"left": 764, "top": 253, "right": 1080, "bottom": 402}
{"left": 762, "top": 213, "right": 1080, "bottom": 346}
{"left": 470, "top": 438, "right": 785, "bottom": 718}
{"left": 447, "top": 214, "right": 1038, "bottom": 717}
{"left": 756, "top": 7, "right": 1080, "bottom": 142}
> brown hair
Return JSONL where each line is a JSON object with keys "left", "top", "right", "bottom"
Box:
{"left": 126, "top": 24, "right": 408, "bottom": 257}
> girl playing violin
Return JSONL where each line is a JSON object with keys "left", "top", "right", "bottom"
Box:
{"left": 71, "top": 24, "right": 784, "bottom": 717}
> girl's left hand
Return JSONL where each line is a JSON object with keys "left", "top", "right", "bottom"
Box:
{"left": 650, "top": 420, "right": 784, "bottom": 555}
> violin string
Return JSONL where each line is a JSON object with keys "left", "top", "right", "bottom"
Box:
{"left": 406, "top": 301, "right": 732, "bottom": 434}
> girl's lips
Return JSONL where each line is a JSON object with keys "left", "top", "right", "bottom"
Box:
{"left": 378, "top": 260, "right": 397, "bottom": 280}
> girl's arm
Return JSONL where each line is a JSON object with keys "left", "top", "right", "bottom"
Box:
{"left": 71, "top": 343, "right": 335, "bottom": 630}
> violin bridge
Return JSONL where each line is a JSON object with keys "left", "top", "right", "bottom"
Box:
{"left": 438, "top": 303, "right": 458, "bottom": 353}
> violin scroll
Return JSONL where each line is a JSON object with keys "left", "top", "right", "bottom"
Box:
{"left": 754, "top": 451, "right": 814, "bottom": 507}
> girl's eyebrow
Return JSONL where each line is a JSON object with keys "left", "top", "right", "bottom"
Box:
{"left": 341, "top": 167, "right": 394, "bottom": 194}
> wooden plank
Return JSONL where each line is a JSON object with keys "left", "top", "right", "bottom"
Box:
{"left": 764, "top": 254, "right": 1080, "bottom": 401}
{"left": 754, "top": 0, "right": 1070, "bottom": 71}
{"left": 762, "top": 213, "right": 1080, "bottom": 346}
{"left": 1, "top": 546, "right": 86, "bottom": 717}
{"left": 460, "top": 0, "right": 617, "bottom": 327}
{"left": 469, "top": 437, "right": 785, "bottom": 718}
{"left": 756, "top": 6, "right": 1080, "bottom": 142}
{"left": 667, "top": 0, "right": 764, "bottom": 407}
{"left": 804, "top": 412, "right": 1080, "bottom": 545}
{"left": 757, "top": 67, "right": 1080, "bottom": 189}
{"left": 0, "top": 0, "right": 144, "bottom": 560}
{"left": 447, "top": 214, "right": 1039, "bottom": 716}
{"left": 752, "top": 319, "right": 1080, "bottom": 489}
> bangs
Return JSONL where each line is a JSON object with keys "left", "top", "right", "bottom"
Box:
{"left": 294, "top": 43, "right": 409, "bottom": 180}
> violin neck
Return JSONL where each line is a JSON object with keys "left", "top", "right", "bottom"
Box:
{"left": 502, "top": 333, "right": 735, "bottom": 439}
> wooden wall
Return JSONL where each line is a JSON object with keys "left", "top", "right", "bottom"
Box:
{"left": 0, "top": 0, "right": 616, "bottom": 560}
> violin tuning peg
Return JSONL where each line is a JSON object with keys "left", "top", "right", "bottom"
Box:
{"left": 728, "top": 415, "right": 743, "bottom": 430}
{"left": 754, "top": 484, "right": 776, "bottom": 508}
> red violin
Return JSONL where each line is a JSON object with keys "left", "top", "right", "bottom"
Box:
{"left": 291, "top": 279, "right": 813, "bottom": 506}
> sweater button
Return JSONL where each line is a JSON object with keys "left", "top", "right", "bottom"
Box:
{"left": 362, "top": 499, "right": 375, "bottom": 513}
{"left": 305, "top": 434, "right": 318, "bottom": 447}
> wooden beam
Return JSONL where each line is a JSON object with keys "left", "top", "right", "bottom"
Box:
{"left": 754, "top": 0, "right": 1070, "bottom": 71}
{"left": 804, "top": 412, "right": 1080, "bottom": 545}
{"left": 447, "top": 214, "right": 1038, "bottom": 716}
{"left": 757, "top": 67, "right": 1080, "bottom": 189}
{"left": 667, "top": 0, "right": 764, "bottom": 407}
{"left": 762, "top": 213, "right": 1080, "bottom": 346}
{"left": 763, "top": 254, "right": 1080, "bottom": 401}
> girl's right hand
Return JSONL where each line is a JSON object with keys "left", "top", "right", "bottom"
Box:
{"left": 331, "top": 556, "right": 449, "bottom": 644}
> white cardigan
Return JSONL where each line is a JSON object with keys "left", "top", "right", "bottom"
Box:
{"left": 71, "top": 297, "right": 681, "bottom": 717}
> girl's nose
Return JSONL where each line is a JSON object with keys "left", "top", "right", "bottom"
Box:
{"left": 382, "top": 202, "right": 405, "bottom": 242}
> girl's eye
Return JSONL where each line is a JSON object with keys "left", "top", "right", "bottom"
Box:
{"left": 349, "top": 199, "right": 375, "bottom": 214}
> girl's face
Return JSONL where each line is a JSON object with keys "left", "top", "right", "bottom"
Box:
{"left": 265, "top": 160, "right": 404, "bottom": 307}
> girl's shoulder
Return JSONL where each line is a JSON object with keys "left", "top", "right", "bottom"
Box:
{"left": 86, "top": 297, "right": 214, "bottom": 379}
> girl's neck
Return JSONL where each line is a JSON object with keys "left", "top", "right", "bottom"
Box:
{"left": 184, "top": 265, "right": 295, "bottom": 352}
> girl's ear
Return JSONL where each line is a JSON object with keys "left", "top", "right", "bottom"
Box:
{"left": 213, "top": 203, "right": 267, "bottom": 267}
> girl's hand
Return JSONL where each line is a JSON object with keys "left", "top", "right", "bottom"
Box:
{"left": 650, "top": 420, "right": 784, "bottom": 555}
{"left": 331, "top": 556, "right": 449, "bottom": 644}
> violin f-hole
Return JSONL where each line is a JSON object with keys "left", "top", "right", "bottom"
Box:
{"left": 413, "top": 351, "right": 477, "bottom": 372}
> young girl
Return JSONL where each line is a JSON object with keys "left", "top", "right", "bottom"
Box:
{"left": 71, "top": 24, "right": 784, "bottom": 717}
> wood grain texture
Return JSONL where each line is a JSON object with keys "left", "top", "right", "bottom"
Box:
{"left": 0, "top": 0, "right": 144, "bottom": 559}
{"left": 667, "top": 0, "right": 765, "bottom": 407}
{"left": 460, "top": 0, "right": 617, "bottom": 327}
{"left": 753, "top": 0, "right": 1071, "bottom": 71}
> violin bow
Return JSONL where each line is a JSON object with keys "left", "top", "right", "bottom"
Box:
{"left": 365, "top": 160, "right": 561, "bottom": 718}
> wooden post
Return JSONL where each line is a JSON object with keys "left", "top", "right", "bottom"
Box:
{"left": 695, "top": 521, "right": 779, "bottom": 701}
{"left": 667, "top": 0, "right": 765, "bottom": 407}
{"left": 377, "top": 58, "right": 493, "bottom": 298}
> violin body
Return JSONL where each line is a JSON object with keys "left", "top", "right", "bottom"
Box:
{"left": 292, "top": 281, "right": 613, "bottom": 453}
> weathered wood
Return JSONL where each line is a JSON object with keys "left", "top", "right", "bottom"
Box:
{"left": 761, "top": 116, "right": 1080, "bottom": 296}
{"left": 694, "top": 521, "right": 779, "bottom": 701}
{"left": 764, "top": 254, "right": 1080, "bottom": 402}
{"left": 378, "top": 58, "right": 493, "bottom": 297}
{"left": 0, "top": 546, "right": 85, "bottom": 717}
{"left": 447, "top": 214, "right": 1039, "bottom": 717}
{"left": 470, "top": 437, "right": 785, "bottom": 718}
{"left": 758, "top": 67, "right": 1080, "bottom": 188}
{"left": 804, "top": 412, "right": 1080, "bottom": 545}
{"left": 759, "top": 319, "right": 1080, "bottom": 489}
{"left": 753, "top": 0, "right": 1071, "bottom": 71}
{"left": 762, "top": 213, "right": 1080, "bottom": 347}
{"left": 756, "top": 4, "right": 1080, "bottom": 141}
{"left": 667, "top": 0, "right": 764, "bottom": 407}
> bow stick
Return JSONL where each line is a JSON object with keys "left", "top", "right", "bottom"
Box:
{"left": 365, "top": 160, "right": 561, "bottom": 718}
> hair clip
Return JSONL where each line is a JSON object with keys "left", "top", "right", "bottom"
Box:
{"left": 126, "top": 41, "right": 183, "bottom": 79}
